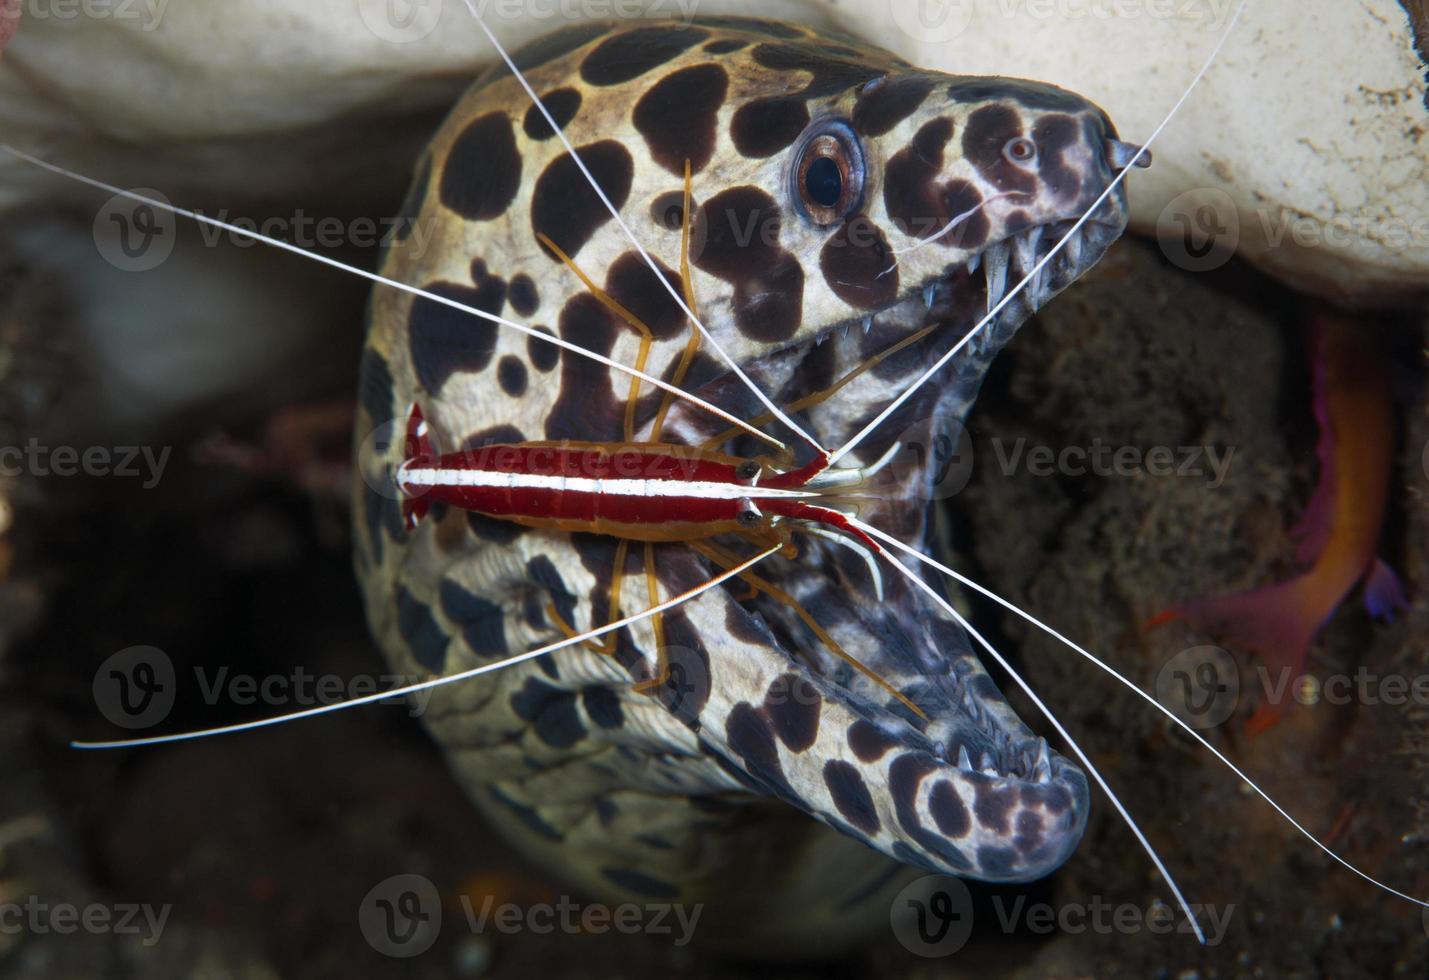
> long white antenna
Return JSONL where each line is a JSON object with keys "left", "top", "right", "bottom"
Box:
{"left": 842, "top": 516, "right": 1208, "bottom": 944}
{"left": 854, "top": 518, "right": 1429, "bottom": 914}
{"left": 826, "top": 0, "right": 1247, "bottom": 468}
{"left": 459, "top": 1, "right": 825, "bottom": 455}
{"left": 71, "top": 543, "right": 781, "bottom": 749}
{"left": 0, "top": 145, "right": 781, "bottom": 450}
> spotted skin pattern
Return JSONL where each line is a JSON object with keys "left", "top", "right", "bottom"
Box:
{"left": 354, "top": 18, "right": 1130, "bottom": 940}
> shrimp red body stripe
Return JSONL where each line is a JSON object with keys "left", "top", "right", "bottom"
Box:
{"left": 396, "top": 403, "right": 878, "bottom": 550}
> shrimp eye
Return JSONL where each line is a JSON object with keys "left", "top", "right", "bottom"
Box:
{"left": 736, "top": 499, "right": 763, "bottom": 528}
{"left": 1003, "top": 136, "right": 1037, "bottom": 165}
{"left": 791, "top": 120, "right": 865, "bottom": 226}
{"left": 736, "top": 460, "right": 762, "bottom": 482}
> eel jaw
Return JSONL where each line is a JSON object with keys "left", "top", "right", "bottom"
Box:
{"left": 727, "top": 209, "right": 1121, "bottom": 879}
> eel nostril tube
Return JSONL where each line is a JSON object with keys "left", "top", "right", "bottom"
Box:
{"left": 1106, "top": 138, "right": 1153, "bottom": 170}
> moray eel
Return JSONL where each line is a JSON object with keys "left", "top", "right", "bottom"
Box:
{"left": 353, "top": 17, "right": 1131, "bottom": 945}
{"left": 1153, "top": 309, "right": 1406, "bottom": 733}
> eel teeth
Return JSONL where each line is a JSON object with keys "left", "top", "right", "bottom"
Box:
{"left": 923, "top": 283, "right": 936, "bottom": 310}
{"left": 1032, "top": 739, "right": 1052, "bottom": 783}
{"left": 1063, "top": 226, "right": 1084, "bottom": 272}
{"left": 984, "top": 241, "right": 1009, "bottom": 316}
{"left": 1013, "top": 225, "right": 1042, "bottom": 277}
{"left": 966, "top": 252, "right": 981, "bottom": 275}
{"left": 979, "top": 752, "right": 998, "bottom": 776}
{"left": 957, "top": 745, "right": 973, "bottom": 771}
{"left": 862, "top": 314, "right": 874, "bottom": 334}
{"left": 1014, "top": 226, "right": 1046, "bottom": 311}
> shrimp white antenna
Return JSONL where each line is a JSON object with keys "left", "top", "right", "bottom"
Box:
{"left": 0, "top": 145, "right": 781, "bottom": 451}
{"left": 827, "top": 0, "right": 1247, "bottom": 468}
{"left": 70, "top": 543, "right": 782, "bottom": 749}
{"left": 459, "top": 1, "right": 826, "bottom": 455}
{"left": 841, "top": 516, "right": 1207, "bottom": 943}
{"left": 852, "top": 517, "right": 1429, "bottom": 915}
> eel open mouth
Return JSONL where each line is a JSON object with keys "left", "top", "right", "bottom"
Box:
{"left": 677, "top": 203, "right": 1126, "bottom": 880}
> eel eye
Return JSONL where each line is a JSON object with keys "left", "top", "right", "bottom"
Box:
{"left": 792, "top": 120, "right": 865, "bottom": 226}
{"left": 1003, "top": 136, "right": 1037, "bottom": 166}
{"left": 736, "top": 498, "right": 763, "bottom": 528}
